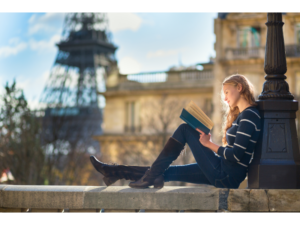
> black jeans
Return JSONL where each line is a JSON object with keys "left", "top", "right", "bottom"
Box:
{"left": 163, "top": 123, "right": 247, "bottom": 189}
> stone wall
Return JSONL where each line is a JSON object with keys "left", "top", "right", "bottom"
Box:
{"left": 1, "top": 185, "right": 300, "bottom": 212}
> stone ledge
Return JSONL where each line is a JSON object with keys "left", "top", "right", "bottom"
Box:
{"left": 84, "top": 186, "right": 219, "bottom": 210}
{"left": 0, "top": 185, "right": 219, "bottom": 211}
{"left": 0, "top": 185, "right": 6, "bottom": 209}
{"left": 228, "top": 189, "right": 300, "bottom": 212}
{"left": 1, "top": 185, "right": 300, "bottom": 212}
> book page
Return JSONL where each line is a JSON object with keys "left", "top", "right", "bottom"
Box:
{"left": 184, "top": 100, "right": 214, "bottom": 129}
{"left": 188, "top": 100, "right": 213, "bottom": 125}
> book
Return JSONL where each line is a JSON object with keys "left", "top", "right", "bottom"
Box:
{"left": 179, "top": 100, "right": 214, "bottom": 135}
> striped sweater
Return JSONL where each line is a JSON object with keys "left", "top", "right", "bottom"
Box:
{"left": 217, "top": 106, "right": 262, "bottom": 170}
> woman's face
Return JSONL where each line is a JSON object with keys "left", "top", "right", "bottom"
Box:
{"left": 222, "top": 83, "right": 241, "bottom": 108}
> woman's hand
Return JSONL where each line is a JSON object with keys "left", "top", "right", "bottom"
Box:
{"left": 196, "top": 128, "right": 220, "bottom": 154}
{"left": 196, "top": 128, "right": 211, "bottom": 148}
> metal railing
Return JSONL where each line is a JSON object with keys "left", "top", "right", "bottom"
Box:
{"left": 225, "top": 46, "right": 265, "bottom": 60}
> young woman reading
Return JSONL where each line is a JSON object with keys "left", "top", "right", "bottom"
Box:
{"left": 90, "top": 74, "right": 261, "bottom": 189}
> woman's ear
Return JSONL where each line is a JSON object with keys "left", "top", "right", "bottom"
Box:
{"left": 237, "top": 83, "right": 242, "bottom": 93}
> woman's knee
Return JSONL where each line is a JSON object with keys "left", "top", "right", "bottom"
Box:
{"left": 178, "top": 123, "right": 195, "bottom": 133}
{"left": 178, "top": 123, "right": 188, "bottom": 129}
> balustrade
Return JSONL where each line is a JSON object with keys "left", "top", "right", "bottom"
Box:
{"left": 116, "top": 70, "right": 214, "bottom": 91}
{"left": 285, "top": 44, "right": 300, "bottom": 57}
{"left": 225, "top": 46, "right": 265, "bottom": 60}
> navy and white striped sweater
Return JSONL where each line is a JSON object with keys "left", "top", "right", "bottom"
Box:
{"left": 217, "top": 106, "right": 262, "bottom": 170}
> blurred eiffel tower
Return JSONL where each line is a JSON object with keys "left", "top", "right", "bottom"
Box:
{"left": 40, "top": 13, "right": 118, "bottom": 153}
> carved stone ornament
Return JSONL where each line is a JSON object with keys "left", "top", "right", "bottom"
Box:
{"left": 259, "top": 13, "right": 294, "bottom": 100}
{"left": 259, "top": 78, "right": 294, "bottom": 100}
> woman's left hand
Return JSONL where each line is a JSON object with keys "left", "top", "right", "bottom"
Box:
{"left": 196, "top": 128, "right": 211, "bottom": 148}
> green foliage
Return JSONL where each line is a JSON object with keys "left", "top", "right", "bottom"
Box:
{"left": 0, "top": 80, "right": 101, "bottom": 186}
{"left": 0, "top": 80, "right": 45, "bottom": 184}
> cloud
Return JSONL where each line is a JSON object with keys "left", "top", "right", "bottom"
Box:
{"left": 28, "top": 13, "right": 65, "bottom": 35}
{"left": 0, "top": 38, "right": 27, "bottom": 58}
{"left": 107, "top": 13, "right": 143, "bottom": 32}
{"left": 118, "top": 57, "right": 142, "bottom": 74}
{"left": 29, "top": 34, "right": 61, "bottom": 52}
{"left": 146, "top": 48, "right": 188, "bottom": 59}
{"left": 28, "top": 13, "right": 142, "bottom": 35}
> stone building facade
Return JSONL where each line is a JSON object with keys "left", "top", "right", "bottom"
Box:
{"left": 94, "top": 13, "right": 300, "bottom": 188}
{"left": 94, "top": 65, "right": 214, "bottom": 186}
{"left": 212, "top": 12, "right": 300, "bottom": 145}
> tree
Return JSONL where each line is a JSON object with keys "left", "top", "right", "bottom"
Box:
{"left": 0, "top": 80, "right": 45, "bottom": 184}
{"left": 0, "top": 80, "right": 101, "bottom": 186}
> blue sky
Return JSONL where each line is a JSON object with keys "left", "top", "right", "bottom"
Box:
{"left": 0, "top": 13, "right": 217, "bottom": 109}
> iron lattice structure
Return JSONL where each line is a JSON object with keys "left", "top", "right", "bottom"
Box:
{"left": 40, "top": 13, "right": 118, "bottom": 151}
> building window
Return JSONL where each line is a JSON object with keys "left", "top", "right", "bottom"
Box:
{"left": 237, "top": 26, "right": 261, "bottom": 48}
{"left": 125, "top": 101, "right": 140, "bottom": 133}
{"left": 295, "top": 24, "right": 300, "bottom": 45}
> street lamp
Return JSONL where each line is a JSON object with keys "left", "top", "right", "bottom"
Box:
{"left": 248, "top": 13, "right": 300, "bottom": 189}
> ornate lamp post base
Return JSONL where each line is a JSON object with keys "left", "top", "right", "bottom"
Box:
{"left": 246, "top": 13, "right": 300, "bottom": 189}
{"left": 248, "top": 100, "right": 300, "bottom": 189}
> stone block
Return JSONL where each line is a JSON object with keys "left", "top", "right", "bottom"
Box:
{"left": 249, "top": 189, "right": 269, "bottom": 212}
{"left": 0, "top": 208, "right": 23, "bottom": 212}
{"left": 267, "top": 190, "right": 300, "bottom": 212}
{"left": 227, "top": 189, "right": 250, "bottom": 211}
{"left": 69, "top": 209, "right": 100, "bottom": 213}
{"left": 1, "top": 185, "right": 88, "bottom": 209}
{"left": 30, "top": 209, "right": 64, "bottom": 213}
{"left": 145, "top": 210, "right": 179, "bottom": 214}
{"left": 184, "top": 210, "right": 217, "bottom": 213}
{"left": 83, "top": 186, "right": 219, "bottom": 211}
{"left": 101, "top": 209, "right": 139, "bottom": 212}
{"left": 0, "top": 185, "right": 9, "bottom": 208}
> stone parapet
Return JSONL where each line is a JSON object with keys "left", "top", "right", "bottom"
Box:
{"left": 0, "top": 185, "right": 299, "bottom": 212}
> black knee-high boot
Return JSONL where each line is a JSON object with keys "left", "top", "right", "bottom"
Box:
{"left": 129, "top": 136, "right": 185, "bottom": 189}
{"left": 90, "top": 156, "right": 164, "bottom": 187}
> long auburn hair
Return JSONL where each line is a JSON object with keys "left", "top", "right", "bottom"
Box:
{"left": 220, "top": 74, "right": 257, "bottom": 146}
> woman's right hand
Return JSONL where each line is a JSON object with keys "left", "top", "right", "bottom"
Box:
{"left": 196, "top": 128, "right": 211, "bottom": 148}
{"left": 196, "top": 128, "right": 219, "bottom": 153}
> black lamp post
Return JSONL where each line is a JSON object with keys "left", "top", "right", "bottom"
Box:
{"left": 248, "top": 13, "right": 300, "bottom": 189}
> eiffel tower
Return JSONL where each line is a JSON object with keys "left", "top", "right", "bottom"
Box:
{"left": 40, "top": 13, "right": 118, "bottom": 152}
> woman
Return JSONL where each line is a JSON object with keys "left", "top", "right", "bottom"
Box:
{"left": 90, "top": 74, "right": 262, "bottom": 189}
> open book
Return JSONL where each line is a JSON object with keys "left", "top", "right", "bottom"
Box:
{"left": 179, "top": 100, "right": 214, "bottom": 135}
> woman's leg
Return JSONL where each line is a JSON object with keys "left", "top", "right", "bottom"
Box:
{"left": 164, "top": 123, "right": 238, "bottom": 188}
{"left": 163, "top": 163, "right": 212, "bottom": 185}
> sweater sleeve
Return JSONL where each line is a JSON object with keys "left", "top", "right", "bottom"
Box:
{"left": 217, "top": 110, "right": 260, "bottom": 163}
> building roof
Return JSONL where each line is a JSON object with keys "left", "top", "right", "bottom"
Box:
{"left": 218, "top": 12, "right": 287, "bottom": 20}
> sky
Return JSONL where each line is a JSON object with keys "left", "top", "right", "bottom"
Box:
{"left": 0, "top": 12, "right": 217, "bottom": 109}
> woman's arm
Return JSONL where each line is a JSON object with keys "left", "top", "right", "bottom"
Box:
{"left": 195, "top": 128, "right": 220, "bottom": 154}
{"left": 217, "top": 110, "right": 260, "bottom": 163}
